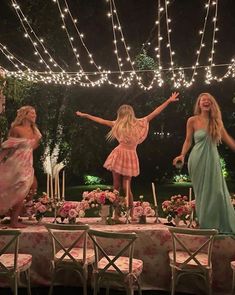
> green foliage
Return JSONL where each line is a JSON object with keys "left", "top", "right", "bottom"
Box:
{"left": 0, "top": 114, "right": 8, "bottom": 140}
{"left": 173, "top": 174, "right": 191, "bottom": 183}
{"left": 83, "top": 174, "right": 103, "bottom": 185}
{"left": 220, "top": 157, "right": 229, "bottom": 178}
{"left": 4, "top": 77, "right": 33, "bottom": 102}
{"left": 135, "top": 50, "right": 156, "bottom": 70}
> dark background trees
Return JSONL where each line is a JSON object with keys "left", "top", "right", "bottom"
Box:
{"left": 0, "top": 0, "right": 235, "bottom": 187}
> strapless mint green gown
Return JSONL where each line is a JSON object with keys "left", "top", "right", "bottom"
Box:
{"left": 188, "top": 129, "right": 235, "bottom": 234}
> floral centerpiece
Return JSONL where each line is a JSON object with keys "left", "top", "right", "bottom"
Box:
{"left": 82, "top": 188, "right": 120, "bottom": 224}
{"left": 231, "top": 193, "right": 235, "bottom": 208}
{"left": 57, "top": 201, "right": 87, "bottom": 224}
{"left": 33, "top": 192, "right": 52, "bottom": 222}
{"left": 162, "top": 194, "right": 195, "bottom": 225}
{"left": 82, "top": 188, "right": 119, "bottom": 206}
{"left": 133, "top": 196, "right": 155, "bottom": 224}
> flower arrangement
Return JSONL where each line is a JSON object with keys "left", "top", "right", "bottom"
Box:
{"left": 33, "top": 192, "right": 52, "bottom": 221}
{"left": 133, "top": 196, "right": 155, "bottom": 223}
{"left": 231, "top": 193, "right": 235, "bottom": 208}
{"left": 162, "top": 194, "right": 195, "bottom": 224}
{"left": 82, "top": 188, "right": 119, "bottom": 206}
{"left": 57, "top": 201, "right": 87, "bottom": 223}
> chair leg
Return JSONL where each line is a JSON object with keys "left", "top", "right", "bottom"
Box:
{"left": 232, "top": 270, "right": 235, "bottom": 295}
{"left": 205, "top": 272, "right": 212, "bottom": 295}
{"left": 82, "top": 277, "right": 87, "bottom": 295}
{"left": 93, "top": 273, "right": 99, "bottom": 295}
{"left": 13, "top": 275, "right": 18, "bottom": 295}
{"left": 171, "top": 269, "right": 176, "bottom": 295}
{"left": 137, "top": 280, "right": 142, "bottom": 295}
{"left": 48, "top": 270, "right": 57, "bottom": 295}
{"left": 24, "top": 268, "right": 32, "bottom": 295}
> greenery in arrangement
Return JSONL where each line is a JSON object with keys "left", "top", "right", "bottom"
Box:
{"left": 220, "top": 157, "right": 229, "bottom": 179}
{"left": 173, "top": 174, "right": 191, "bottom": 183}
{"left": 83, "top": 174, "right": 103, "bottom": 185}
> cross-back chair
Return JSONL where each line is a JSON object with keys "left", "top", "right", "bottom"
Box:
{"left": 45, "top": 223, "right": 95, "bottom": 295}
{"left": 168, "top": 227, "right": 218, "bottom": 295}
{"left": 88, "top": 229, "right": 143, "bottom": 295}
{"left": 0, "top": 229, "right": 32, "bottom": 295}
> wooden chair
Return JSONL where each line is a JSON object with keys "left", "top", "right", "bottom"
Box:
{"left": 45, "top": 223, "right": 95, "bottom": 295}
{"left": 168, "top": 227, "right": 218, "bottom": 295}
{"left": 230, "top": 261, "right": 235, "bottom": 294}
{"left": 0, "top": 229, "right": 32, "bottom": 295}
{"left": 88, "top": 229, "right": 143, "bottom": 295}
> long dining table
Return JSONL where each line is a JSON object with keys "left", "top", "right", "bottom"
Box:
{"left": 0, "top": 217, "right": 234, "bottom": 294}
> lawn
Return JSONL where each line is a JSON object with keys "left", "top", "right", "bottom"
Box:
{"left": 64, "top": 181, "right": 235, "bottom": 217}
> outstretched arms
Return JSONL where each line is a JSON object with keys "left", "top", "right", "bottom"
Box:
{"left": 145, "top": 92, "right": 179, "bottom": 122}
{"left": 173, "top": 117, "right": 194, "bottom": 166}
{"left": 76, "top": 111, "right": 114, "bottom": 127}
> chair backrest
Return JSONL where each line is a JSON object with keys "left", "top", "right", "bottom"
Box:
{"left": 45, "top": 223, "right": 90, "bottom": 266}
{"left": 168, "top": 227, "right": 218, "bottom": 271}
{"left": 0, "top": 229, "right": 21, "bottom": 274}
{"left": 88, "top": 229, "right": 137, "bottom": 277}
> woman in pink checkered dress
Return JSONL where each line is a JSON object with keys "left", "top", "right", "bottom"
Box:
{"left": 76, "top": 92, "right": 179, "bottom": 217}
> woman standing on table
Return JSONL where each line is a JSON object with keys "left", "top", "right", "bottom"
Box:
{"left": 76, "top": 92, "right": 179, "bottom": 219}
{"left": 0, "top": 106, "right": 41, "bottom": 227}
{"left": 173, "top": 93, "right": 235, "bottom": 234}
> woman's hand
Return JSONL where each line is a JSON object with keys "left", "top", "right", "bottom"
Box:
{"left": 168, "top": 92, "right": 180, "bottom": 103}
{"left": 173, "top": 155, "right": 185, "bottom": 168}
{"left": 76, "top": 111, "right": 86, "bottom": 118}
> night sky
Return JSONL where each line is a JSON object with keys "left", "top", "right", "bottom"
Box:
{"left": 1, "top": 0, "right": 235, "bottom": 80}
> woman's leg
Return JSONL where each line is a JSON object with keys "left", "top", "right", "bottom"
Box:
{"left": 112, "top": 172, "right": 121, "bottom": 220}
{"left": 122, "top": 176, "right": 135, "bottom": 218}
{"left": 10, "top": 200, "right": 26, "bottom": 228}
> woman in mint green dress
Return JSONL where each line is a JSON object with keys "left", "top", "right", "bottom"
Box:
{"left": 173, "top": 93, "right": 235, "bottom": 233}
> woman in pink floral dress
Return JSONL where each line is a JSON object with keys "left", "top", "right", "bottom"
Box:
{"left": 0, "top": 106, "right": 41, "bottom": 227}
{"left": 76, "top": 92, "right": 179, "bottom": 218}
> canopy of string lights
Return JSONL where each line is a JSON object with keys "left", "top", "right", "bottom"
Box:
{"left": 0, "top": 0, "right": 235, "bottom": 90}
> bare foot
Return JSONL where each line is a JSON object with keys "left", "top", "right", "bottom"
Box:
{"left": 10, "top": 222, "right": 27, "bottom": 228}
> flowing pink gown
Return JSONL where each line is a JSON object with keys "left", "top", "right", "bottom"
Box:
{"left": 0, "top": 137, "right": 34, "bottom": 215}
{"left": 103, "top": 117, "right": 149, "bottom": 177}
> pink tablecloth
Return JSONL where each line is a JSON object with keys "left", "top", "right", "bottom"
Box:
{"left": 0, "top": 217, "right": 234, "bottom": 294}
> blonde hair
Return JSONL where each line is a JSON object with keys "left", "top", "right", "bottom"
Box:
{"left": 194, "top": 93, "right": 223, "bottom": 143}
{"left": 11, "top": 105, "right": 39, "bottom": 134}
{"left": 106, "top": 104, "right": 138, "bottom": 141}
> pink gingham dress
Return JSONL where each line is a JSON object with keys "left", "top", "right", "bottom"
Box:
{"left": 103, "top": 117, "right": 149, "bottom": 177}
{"left": 0, "top": 137, "right": 34, "bottom": 215}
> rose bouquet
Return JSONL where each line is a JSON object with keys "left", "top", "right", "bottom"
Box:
{"left": 57, "top": 201, "right": 87, "bottom": 223}
{"left": 34, "top": 192, "right": 52, "bottom": 221}
{"left": 82, "top": 188, "right": 119, "bottom": 206}
{"left": 133, "top": 196, "right": 155, "bottom": 223}
{"left": 162, "top": 194, "right": 195, "bottom": 224}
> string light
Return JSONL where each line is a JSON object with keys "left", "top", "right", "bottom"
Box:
{"left": 1, "top": 0, "right": 235, "bottom": 88}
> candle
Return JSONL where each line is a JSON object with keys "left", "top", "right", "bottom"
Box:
{"left": 47, "top": 173, "right": 50, "bottom": 198}
{"left": 54, "top": 173, "right": 58, "bottom": 200}
{"left": 152, "top": 182, "right": 158, "bottom": 207}
{"left": 57, "top": 173, "right": 60, "bottom": 201}
{"left": 126, "top": 180, "right": 129, "bottom": 208}
{"left": 189, "top": 187, "right": 192, "bottom": 202}
{"left": 50, "top": 173, "right": 54, "bottom": 200}
{"left": 62, "top": 170, "right": 65, "bottom": 201}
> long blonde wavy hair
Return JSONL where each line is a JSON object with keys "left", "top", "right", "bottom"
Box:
{"left": 106, "top": 104, "right": 138, "bottom": 141}
{"left": 11, "top": 105, "right": 39, "bottom": 134}
{"left": 194, "top": 93, "right": 223, "bottom": 143}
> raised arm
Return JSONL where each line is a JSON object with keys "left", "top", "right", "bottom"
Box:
{"left": 76, "top": 111, "right": 114, "bottom": 127}
{"left": 221, "top": 127, "right": 235, "bottom": 151}
{"left": 145, "top": 92, "right": 179, "bottom": 122}
{"left": 173, "top": 117, "right": 194, "bottom": 166}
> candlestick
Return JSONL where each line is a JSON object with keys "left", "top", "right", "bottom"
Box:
{"left": 62, "top": 170, "right": 65, "bottom": 201}
{"left": 57, "top": 173, "right": 60, "bottom": 201}
{"left": 189, "top": 187, "right": 192, "bottom": 202}
{"left": 50, "top": 173, "right": 54, "bottom": 200}
{"left": 152, "top": 182, "right": 157, "bottom": 207}
{"left": 47, "top": 173, "right": 50, "bottom": 198}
